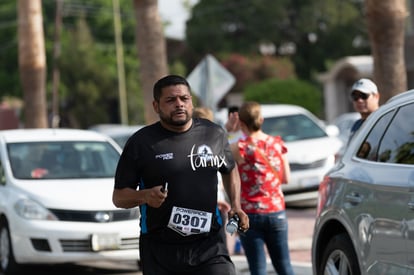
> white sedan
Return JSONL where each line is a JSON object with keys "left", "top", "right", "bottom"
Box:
{"left": 0, "top": 129, "right": 140, "bottom": 274}
{"left": 260, "top": 104, "right": 342, "bottom": 207}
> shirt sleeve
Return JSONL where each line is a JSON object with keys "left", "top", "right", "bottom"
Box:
{"left": 114, "top": 143, "right": 140, "bottom": 190}
{"left": 218, "top": 129, "right": 236, "bottom": 174}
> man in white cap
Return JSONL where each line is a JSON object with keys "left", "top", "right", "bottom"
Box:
{"left": 349, "top": 78, "right": 380, "bottom": 140}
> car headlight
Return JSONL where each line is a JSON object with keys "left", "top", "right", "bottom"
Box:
{"left": 14, "top": 199, "right": 58, "bottom": 220}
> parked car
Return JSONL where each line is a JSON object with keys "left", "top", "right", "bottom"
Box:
{"left": 89, "top": 124, "right": 144, "bottom": 149}
{"left": 216, "top": 104, "right": 343, "bottom": 207}
{"left": 0, "top": 129, "right": 140, "bottom": 274}
{"left": 312, "top": 89, "right": 414, "bottom": 275}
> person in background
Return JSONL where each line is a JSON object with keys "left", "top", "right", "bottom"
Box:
{"left": 112, "top": 75, "right": 249, "bottom": 275}
{"left": 193, "top": 106, "right": 214, "bottom": 122}
{"left": 222, "top": 105, "right": 245, "bottom": 254}
{"left": 230, "top": 101, "right": 294, "bottom": 275}
{"left": 349, "top": 78, "right": 380, "bottom": 141}
{"left": 225, "top": 105, "right": 245, "bottom": 144}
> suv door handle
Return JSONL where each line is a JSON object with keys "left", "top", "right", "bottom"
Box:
{"left": 345, "top": 193, "right": 363, "bottom": 204}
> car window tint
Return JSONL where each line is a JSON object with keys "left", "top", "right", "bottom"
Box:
{"left": 377, "top": 103, "right": 414, "bottom": 164}
{"left": 262, "top": 114, "right": 327, "bottom": 142}
{"left": 7, "top": 141, "right": 120, "bottom": 179}
{"left": 356, "top": 110, "right": 395, "bottom": 160}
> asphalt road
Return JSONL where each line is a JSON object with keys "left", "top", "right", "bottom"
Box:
{"left": 0, "top": 208, "right": 315, "bottom": 275}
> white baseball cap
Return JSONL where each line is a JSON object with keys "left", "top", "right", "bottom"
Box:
{"left": 351, "top": 78, "right": 378, "bottom": 94}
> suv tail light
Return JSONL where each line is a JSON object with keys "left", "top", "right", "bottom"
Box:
{"left": 316, "top": 176, "right": 330, "bottom": 216}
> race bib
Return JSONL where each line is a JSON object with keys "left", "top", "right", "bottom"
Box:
{"left": 167, "top": 206, "right": 212, "bottom": 236}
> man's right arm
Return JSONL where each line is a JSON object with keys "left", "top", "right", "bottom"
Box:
{"left": 221, "top": 167, "right": 249, "bottom": 232}
{"left": 112, "top": 186, "right": 167, "bottom": 209}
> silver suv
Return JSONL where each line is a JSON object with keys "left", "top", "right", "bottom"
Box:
{"left": 312, "top": 89, "right": 414, "bottom": 274}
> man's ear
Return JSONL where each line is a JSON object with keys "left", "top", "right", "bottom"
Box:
{"left": 153, "top": 100, "right": 160, "bottom": 114}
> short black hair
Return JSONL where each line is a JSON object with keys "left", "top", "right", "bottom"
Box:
{"left": 228, "top": 105, "right": 239, "bottom": 115}
{"left": 153, "top": 75, "right": 191, "bottom": 101}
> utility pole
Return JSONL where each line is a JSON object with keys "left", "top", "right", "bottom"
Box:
{"left": 51, "top": 0, "right": 63, "bottom": 128}
{"left": 113, "top": 0, "right": 128, "bottom": 125}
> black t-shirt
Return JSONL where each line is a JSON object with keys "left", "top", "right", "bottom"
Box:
{"left": 114, "top": 118, "right": 235, "bottom": 242}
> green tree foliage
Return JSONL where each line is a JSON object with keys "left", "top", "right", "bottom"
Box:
{"left": 186, "top": 0, "right": 370, "bottom": 80}
{"left": 58, "top": 17, "right": 118, "bottom": 128}
{"left": 50, "top": 0, "right": 144, "bottom": 127}
{"left": 0, "top": 0, "right": 144, "bottom": 128}
{"left": 244, "top": 78, "right": 323, "bottom": 117}
{"left": 0, "top": 2, "right": 20, "bottom": 97}
{"left": 187, "top": 0, "right": 289, "bottom": 54}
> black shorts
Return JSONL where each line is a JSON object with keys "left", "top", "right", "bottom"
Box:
{"left": 139, "top": 230, "right": 235, "bottom": 275}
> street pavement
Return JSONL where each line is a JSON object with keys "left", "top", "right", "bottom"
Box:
{"left": 0, "top": 208, "right": 315, "bottom": 275}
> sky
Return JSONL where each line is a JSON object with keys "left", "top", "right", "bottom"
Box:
{"left": 158, "top": 0, "right": 199, "bottom": 40}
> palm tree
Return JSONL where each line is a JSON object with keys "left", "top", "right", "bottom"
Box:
{"left": 133, "top": 0, "right": 169, "bottom": 124}
{"left": 365, "top": 0, "right": 407, "bottom": 103}
{"left": 18, "top": 0, "right": 48, "bottom": 128}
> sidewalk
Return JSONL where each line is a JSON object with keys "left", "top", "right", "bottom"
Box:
{"left": 229, "top": 233, "right": 312, "bottom": 275}
{"left": 231, "top": 255, "right": 312, "bottom": 275}
{"left": 287, "top": 207, "right": 315, "bottom": 263}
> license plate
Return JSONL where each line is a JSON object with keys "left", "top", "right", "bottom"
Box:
{"left": 91, "top": 233, "right": 120, "bottom": 251}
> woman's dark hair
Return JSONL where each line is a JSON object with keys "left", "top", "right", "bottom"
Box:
{"left": 153, "top": 75, "right": 191, "bottom": 101}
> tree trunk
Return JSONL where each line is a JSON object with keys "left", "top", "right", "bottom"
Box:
{"left": 133, "top": 0, "right": 169, "bottom": 124}
{"left": 18, "top": 0, "right": 48, "bottom": 128}
{"left": 365, "top": 0, "right": 407, "bottom": 104}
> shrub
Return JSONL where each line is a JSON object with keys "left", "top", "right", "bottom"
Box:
{"left": 244, "top": 78, "right": 323, "bottom": 117}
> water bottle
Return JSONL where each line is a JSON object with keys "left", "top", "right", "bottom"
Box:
{"left": 226, "top": 214, "right": 240, "bottom": 235}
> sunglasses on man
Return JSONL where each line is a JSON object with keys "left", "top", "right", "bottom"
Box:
{"left": 351, "top": 92, "right": 371, "bottom": 101}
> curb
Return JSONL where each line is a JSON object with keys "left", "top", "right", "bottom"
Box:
{"left": 289, "top": 238, "right": 312, "bottom": 250}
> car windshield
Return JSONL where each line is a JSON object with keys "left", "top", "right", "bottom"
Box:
{"left": 262, "top": 114, "right": 327, "bottom": 142}
{"left": 7, "top": 141, "right": 120, "bottom": 179}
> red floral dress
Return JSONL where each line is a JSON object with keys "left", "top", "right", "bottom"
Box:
{"left": 237, "top": 135, "right": 287, "bottom": 213}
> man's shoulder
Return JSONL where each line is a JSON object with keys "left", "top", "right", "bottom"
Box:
{"left": 350, "top": 118, "right": 364, "bottom": 133}
{"left": 194, "top": 118, "right": 225, "bottom": 131}
{"left": 125, "top": 122, "right": 164, "bottom": 145}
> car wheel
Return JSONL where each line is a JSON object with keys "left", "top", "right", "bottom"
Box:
{"left": 0, "top": 217, "right": 20, "bottom": 274}
{"left": 319, "top": 233, "right": 360, "bottom": 275}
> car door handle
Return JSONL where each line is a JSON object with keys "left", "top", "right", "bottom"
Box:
{"left": 345, "top": 193, "right": 363, "bottom": 204}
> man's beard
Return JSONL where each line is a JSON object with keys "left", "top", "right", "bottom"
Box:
{"left": 159, "top": 110, "right": 191, "bottom": 126}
